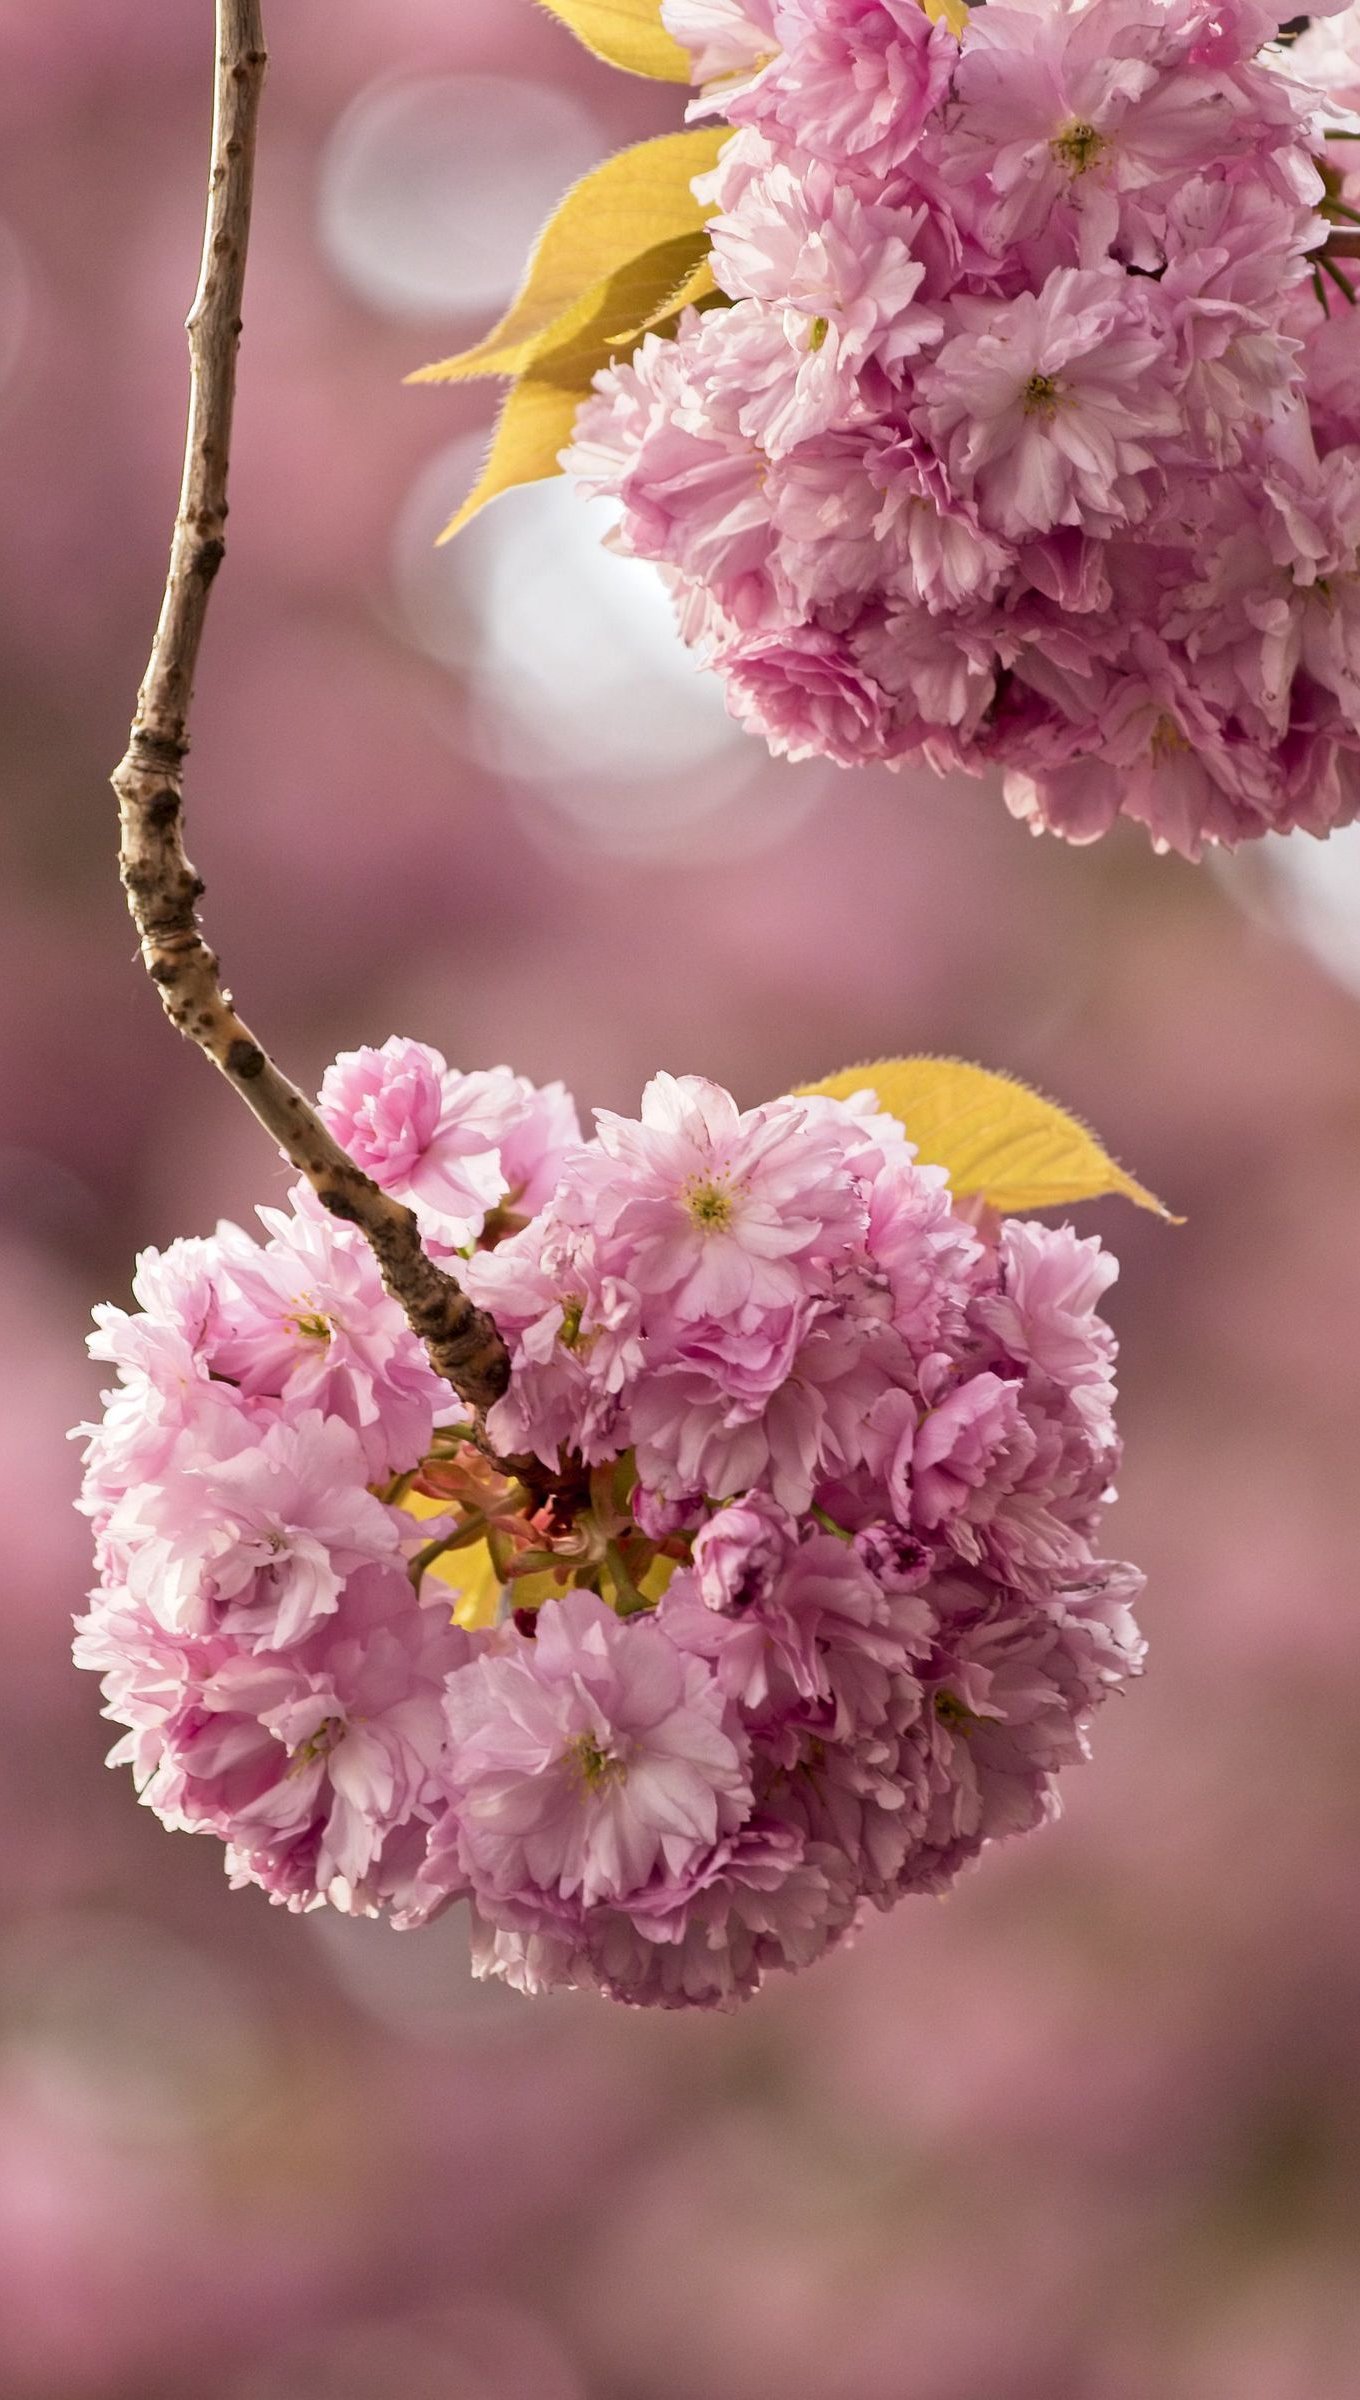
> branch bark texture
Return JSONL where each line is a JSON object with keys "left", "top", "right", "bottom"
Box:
{"left": 110, "top": 0, "right": 510, "bottom": 1413}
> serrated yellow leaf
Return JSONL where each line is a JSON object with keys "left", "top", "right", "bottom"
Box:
{"left": 409, "top": 128, "right": 726, "bottom": 386}
{"left": 797, "top": 1057, "right": 1176, "bottom": 1220}
{"left": 537, "top": 0, "right": 692, "bottom": 80}
{"left": 610, "top": 249, "right": 719, "bottom": 343}
{"left": 924, "top": 0, "right": 970, "bottom": 35}
{"left": 435, "top": 234, "right": 714, "bottom": 540}
{"left": 437, "top": 366, "right": 582, "bottom": 542}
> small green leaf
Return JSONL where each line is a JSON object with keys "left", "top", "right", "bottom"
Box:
{"left": 536, "top": 0, "right": 693, "bottom": 80}
{"left": 797, "top": 1057, "right": 1177, "bottom": 1219}
{"left": 409, "top": 127, "right": 726, "bottom": 386}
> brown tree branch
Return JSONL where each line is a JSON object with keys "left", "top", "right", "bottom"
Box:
{"left": 110, "top": 0, "right": 510, "bottom": 1413}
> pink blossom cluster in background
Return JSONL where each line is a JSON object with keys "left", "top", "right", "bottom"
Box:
{"left": 76, "top": 1042, "right": 1143, "bottom": 2008}
{"left": 567, "top": 0, "right": 1360, "bottom": 857}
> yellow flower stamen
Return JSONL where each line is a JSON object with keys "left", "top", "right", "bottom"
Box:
{"left": 1051, "top": 120, "right": 1106, "bottom": 176}
{"left": 683, "top": 1175, "right": 736, "bottom": 1231}
{"left": 287, "top": 1308, "right": 331, "bottom": 1344}
{"left": 570, "top": 1733, "right": 627, "bottom": 1791}
{"left": 1023, "top": 372, "right": 1061, "bottom": 418}
{"left": 289, "top": 1715, "right": 344, "bottom": 1772}
{"left": 934, "top": 1689, "right": 976, "bottom": 1730}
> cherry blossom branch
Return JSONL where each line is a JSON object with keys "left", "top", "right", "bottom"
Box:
{"left": 109, "top": 0, "right": 509, "bottom": 1413}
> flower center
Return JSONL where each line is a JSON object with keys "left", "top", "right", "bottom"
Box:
{"left": 570, "top": 1732, "right": 627, "bottom": 1791}
{"left": 558, "top": 1295, "right": 587, "bottom": 1351}
{"left": 1150, "top": 713, "right": 1187, "bottom": 758}
{"left": 290, "top": 1715, "right": 344, "bottom": 1770}
{"left": 288, "top": 1308, "right": 332, "bottom": 1345}
{"left": 807, "top": 315, "right": 830, "bottom": 352}
{"left": 684, "top": 1175, "right": 737, "bottom": 1232}
{"left": 1051, "top": 120, "right": 1105, "bottom": 176}
{"left": 1023, "top": 373, "right": 1062, "bottom": 419}
{"left": 934, "top": 1689, "right": 975, "bottom": 1730}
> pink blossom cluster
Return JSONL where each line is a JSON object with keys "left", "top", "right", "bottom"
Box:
{"left": 77, "top": 1041, "right": 1143, "bottom": 2007}
{"left": 565, "top": 0, "right": 1360, "bottom": 857}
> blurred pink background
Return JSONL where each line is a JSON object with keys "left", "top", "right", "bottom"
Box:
{"left": 2, "top": 3, "right": 1360, "bottom": 2394}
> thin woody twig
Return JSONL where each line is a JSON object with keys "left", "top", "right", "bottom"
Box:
{"left": 110, "top": 0, "right": 509, "bottom": 1413}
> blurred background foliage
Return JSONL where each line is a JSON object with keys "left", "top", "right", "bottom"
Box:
{"left": 1, "top": 3, "right": 1358, "bottom": 2394}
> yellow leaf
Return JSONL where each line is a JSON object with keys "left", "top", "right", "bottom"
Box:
{"left": 429, "top": 1538, "right": 505, "bottom": 1631}
{"left": 438, "top": 367, "right": 581, "bottom": 542}
{"left": 435, "top": 228, "right": 720, "bottom": 540}
{"left": 796, "top": 1057, "right": 1176, "bottom": 1219}
{"left": 397, "top": 1493, "right": 505, "bottom": 1630}
{"left": 610, "top": 249, "right": 719, "bottom": 344}
{"left": 409, "top": 128, "right": 727, "bottom": 386}
{"left": 537, "top": 0, "right": 692, "bottom": 80}
{"left": 924, "top": 0, "right": 970, "bottom": 35}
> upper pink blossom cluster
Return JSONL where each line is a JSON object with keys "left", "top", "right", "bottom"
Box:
{"left": 565, "top": 0, "right": 1360, "bottom": 858}
{"left": 77, "top": 1041, "right": 1143, "bottom": 2008}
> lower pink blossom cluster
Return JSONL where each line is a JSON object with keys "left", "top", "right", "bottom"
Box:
{"left": 76, "top": 1042, "right": 1144, "bottom": 2007}
{"left": 566, "top": 0, "right": 1360, "bottom": 857}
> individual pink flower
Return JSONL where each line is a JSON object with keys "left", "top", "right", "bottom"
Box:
{"left": 858, "top": 1119, "right": 986, "bottom": 1352}
{"left": 627, "top": 1286, "right": 902, "bottom": 1515}
{"left": 568, "top": 313, "right": 779, "bottom": 625}
{"left": 584, "top": 1822, "right": 857, "bottom": 2007}
{"left": 917, "top": 271, "right": 1181, "bottom": 541}
{"left": 1160, "top": 176, "right": 1318, "bottom": 465}
{"left": 107, "top": 1408, "right": 399, "bottom": 1649}
{"left": 690, "top": 1490, "right": 795, "bottom": 1610}
{"left": 870, "top": 436, "right": 1015, "bottom": 613}
{"left": 731, "top": 0, "right": 958, "bottom": 179}
{"left": 458, "top": 1820, "right": 857, "bottom": 2008}
{"left": 943, "top": 0, "right": 1315, "bottom": 260}
{"left": 464, "top": 1215, "right": 644, "bottom": 1467}
{"left": 208, "top": 1204, "right": 448, "bottom": 1477}
{"left": 708, "top": 158, "right": 942, "bottom": 447}
{"left": 909, "top": 1372, "right": 1029, "bottom": 1535}
{"left": 220, "top": 1579, "right": 466, "bottom": 1909}
{"left": 432, "top": 1590, "right": 751, "bottom": 1911}
{"left": 855, "top": 604, "right": 999, "bottom": 741}
{"left": 892, "top": 1566, "right": 1144, "bottom": 1892}
{"left": 718, "top": 622, "right": 898, "bottom": 762}
{"left": 81, "top": 1265, "right": 243, "bottom": 1524}
{"left": 662, "top": 1519, "right": 919, "bottom": 1726}
{"left": 975, "top": 1221, "right": 1119, "bottom": 1394}
{"left": 588, "top": 1072, "right": 864, "bottom": 1320}
{"left": 1173, "top": 448, "right": 1360, "bottom": 741}
{"left": 496, "top": 1077, "right": 582, "bottom": 1219}
{"left": 319, "top": 1038, "right": 577, "bottom": 1253}
{"left": 1001, "top": 649, "right": 1287, "bottom": 859}
{"left": 941, "top": 0, "right": 1160, "bottom": 246}
{"left": 1301, "top": 305, "right": 1360, "bottom": 454}
{"left": 767, "top": 436, "right": 904, "bottom": 611}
